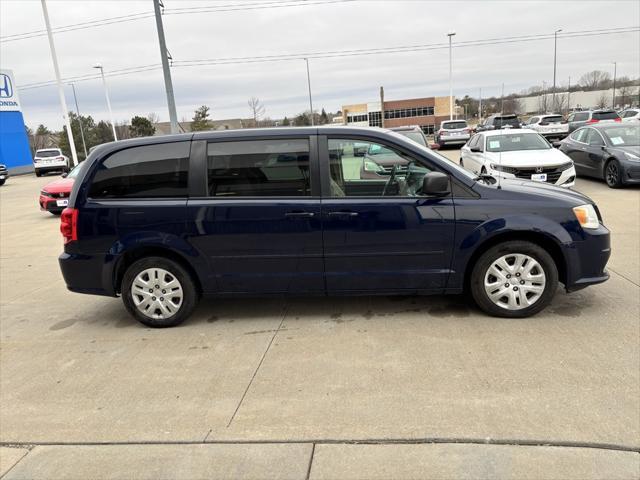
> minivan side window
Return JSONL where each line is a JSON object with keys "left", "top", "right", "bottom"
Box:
{"left": 328, "top": 138, "right": 431, "bottom": 198}
{"left": 89, "top": 142, "right": 190, "bottom": 198}
{"left": 207, "top": 139, "right": 310, "bottom": 197}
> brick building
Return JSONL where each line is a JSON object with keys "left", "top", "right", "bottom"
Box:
{"left": 341, "top": 96, "right": 457, "bottom": 135}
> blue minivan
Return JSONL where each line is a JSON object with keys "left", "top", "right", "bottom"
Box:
{"left": 59, "top": 127, "right": 610, "bottom": 327}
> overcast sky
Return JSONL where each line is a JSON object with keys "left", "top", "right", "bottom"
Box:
{"left": 1, "top": 0, "right": 639, "bottom": 130}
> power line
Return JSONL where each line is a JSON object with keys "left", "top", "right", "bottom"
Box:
{"left": 0, "top": 0, "right": 355, "bottom": 42}
{"left": 17, "top": 26, "right": 640, "bottom": 90}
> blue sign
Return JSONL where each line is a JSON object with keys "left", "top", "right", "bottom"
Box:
{"left": 0, "top": 69, "right": 32, "bottom": 172}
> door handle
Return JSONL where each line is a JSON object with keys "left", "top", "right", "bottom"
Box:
{"left": 328, "top": 211, "right": 359, "bottom": 217}
{"left": 285, "top": 211, "right": 315, "bottom": 218}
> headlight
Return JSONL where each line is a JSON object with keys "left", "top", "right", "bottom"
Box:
{"left": 364, "top": 160, "right": 384, "bottom": 173}
{"left": 573, "top": 204, "right": 599, "bottom": 229}
{"left": 624, "top": 152, "right": 640, "bottom": 162}
{"left": 489, "top": 163, "right": 518, "bottom": 174}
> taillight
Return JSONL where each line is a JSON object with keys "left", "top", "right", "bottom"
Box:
{"left": 60, "top": 207, "right": 78, "bottom": 244}
{"left": 57, "top": 156, "right": 64, "bottom": 160}
{"left": 586, "top": 119, "right": 599, "bottom": 124}
{"left": 614, "top": 117, "right": 622, "bottom": 122}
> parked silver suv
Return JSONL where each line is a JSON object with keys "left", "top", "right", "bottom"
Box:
{"left": 435, "top": 120, "right": 471, "bottom": 147}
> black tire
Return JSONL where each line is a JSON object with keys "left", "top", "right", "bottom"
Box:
{"left": 459, "top": 158, "right": 464, "bottom": 167}
{"left": 0, "top": 179, "right": 5, "bottom": 186}
{"left": 121, "top": 256, "right": 198, "bottom": 328}
{"left": 470, "top": 241, "right": 558, "bottom": 318}
{"left": 604, "top": 158, "right": 623, "bottom": 188}
{"left": 35, "top": 171, "right": 41, "bottom": 177}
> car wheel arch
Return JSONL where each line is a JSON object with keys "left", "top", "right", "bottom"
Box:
{"left": 462, "top": 230, "right": 568, "bottom": 292}
{"left": 113, "top": 245, "right": 202, "bottom": 297}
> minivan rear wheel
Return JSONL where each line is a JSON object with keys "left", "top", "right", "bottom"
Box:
{"left": 122, "top": 257, "right": 198, "bottom": 327}
{"left": 470, "top": 241, "right": 558, "bottom": 318}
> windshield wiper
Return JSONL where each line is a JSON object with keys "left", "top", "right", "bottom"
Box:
{"left": 473, "top": 173, "right": 497, "bottom": 184}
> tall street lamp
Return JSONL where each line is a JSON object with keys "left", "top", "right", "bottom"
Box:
{"left": 92, "top": 63, "right": 118, "bottom": 141}
{"left": 447, "top": 31, "right": 456, "bottom": 120}
{"left": 304, "top": 58, "right": 314, "bottom": 126}
{"left": 612, "top": 61, "right": 617, "bottom": 108}
{"left": 552, "top": 28, "right": 562, "bottom": 112}
{"left": 69, "top": 83, "right": 88, "bottom": 158}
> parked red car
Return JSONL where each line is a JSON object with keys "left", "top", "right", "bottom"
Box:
{"left": 39, "top": 165, "right": 80, "bottom": 215}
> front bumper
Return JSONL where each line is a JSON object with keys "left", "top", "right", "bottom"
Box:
{"left": 487, "top": 165, "right": 577, "bottom": 188}
{"left": 39, "top": 194, "right": 68, "bottom": 212}
{"left": 563, "top": 224, "right": 611, "bottom": 292}
{"left": 620, "top": 160, "right": 640, "bottom": 185}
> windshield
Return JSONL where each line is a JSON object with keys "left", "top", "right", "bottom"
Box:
{"left": 494, "top": 117, "right": 520, "bottom": 128}
{"left": 486, "top": 133, "right": 551, "bottom": 152}
{"left": 442, "top": 121, "right": 467, "bottom": 130}
{"left": 398, "top": 131, "right": 427, "bottom": 147}
{"left": 542, "top": 116, "right": 563, "bottom": 123}
{"left": 36, "top": 150, "right": 61, "bottom": 158}
{"left": 602, "top": 126, "right": 640, "bottom": 146}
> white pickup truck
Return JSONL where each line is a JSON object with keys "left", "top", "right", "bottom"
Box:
{"left": 523, "top": 114, "right": 569, "bottom": 142}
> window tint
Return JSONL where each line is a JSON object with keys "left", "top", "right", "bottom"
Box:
{"left": 89, "top": 142, "right": 190, "bottom": 198}
{"left": 442, "top": 121, "right": 467, "bottom": 129}
{"left": 571, "top": 128, "right": 589, "bottom": 142}
{"left": 207, "top": 139, "right": 310, "bottom": 197}
{"left": 586, "top": 129, "right": 604, "bottom": 146}
{"left": 328, "top": 138, "right": 431, "bottom": 198}
{"left": 36, "top": 150, "right": 62, "bottom": 157}
{"left": 542, "top": 115, "right": 563, "bottom": 123}
{"left": 574, "top": 112, "right": 589, "bottom": 122}
{"left": 593, "top": 111, "right": 619, "bottom": 121}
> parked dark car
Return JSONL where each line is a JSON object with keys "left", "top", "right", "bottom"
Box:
{"left": 59, "top": 127, "right": 610, "bottom": 327}
{"left": 476, "top": 114, "right": 522, "bottom": 132}
{"left": 0, "top": 164, "right": 8, "bottom": 186}
{"left": 559, "top": 124, "right": 640, "bottom": 188}
{"left": 567, "top": 109, "right": 621, "bottom": 133}
{"left": 390, "top": 125, "right": 429, "bottom": 147}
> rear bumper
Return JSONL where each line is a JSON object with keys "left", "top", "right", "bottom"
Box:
{"left": 34, "top": 162, "right": 67, "bottom": 172}
{"left": 59, "top": 251, "right": 118, "bottom": 297}
{"left": 438, "top": 135, "right": 470, "bottom": 144}
{"left": 563, "top": 225, "right": 611, "bottom": 292}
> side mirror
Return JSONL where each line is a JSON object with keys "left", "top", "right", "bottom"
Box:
{"left": 422, "top": 171, "right": 450, "bottom": 196}
{"left": 552, "top": 141, "right": 562, "bottom": 148}
{"left": 61, "top": 172, "right": 68, "bottom": 178}
{"left": 470, "top": 146, "right": 481, "bottom": 153}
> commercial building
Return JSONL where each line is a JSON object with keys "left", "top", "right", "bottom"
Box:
{"left": 341, "top": 96, "right": 457, "bottom": 135}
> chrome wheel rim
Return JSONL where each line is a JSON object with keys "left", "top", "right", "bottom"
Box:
{"left": 484, "top": 254, "right": 546, "bottom": 310}
{"left": 131, "top": 268, "right": 183, "bottom": 319}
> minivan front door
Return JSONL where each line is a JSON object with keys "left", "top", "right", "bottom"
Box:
{"left": 320, "top": 136, "right": 456, "bottom": 293}
{"left": 186, "top": 137, "right": 324, "bottom": 294}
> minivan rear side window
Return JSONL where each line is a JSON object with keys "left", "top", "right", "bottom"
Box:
{"left": 89, "top": 142, "right": 190, "bottom": 198}
{"left": 207, "top": 139, "right": 310, "bottom": 197}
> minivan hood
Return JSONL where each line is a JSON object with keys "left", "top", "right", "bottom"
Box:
{"left": 479, "top": 178, "right": 593, "bottom": 206}
{"left": 485, "top": 149, "right": 571, "bottom": 167}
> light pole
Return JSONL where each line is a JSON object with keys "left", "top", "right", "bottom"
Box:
{"left": 69, "top": 83, "right": 88, "bottom": 158}
{"left": 612, "top": 61, "right": 617, "bottom": 109}
{"left": 304, "top": 58, "right": 314, "bottom": 126}
{"left": 447, "top": 31, "right": 456, "bottom": 120}
{"left": 153, "top": 0, "right": 179, "bottom": 134}
{"left": 92, "top": 63, "right": 118, "bottom": 141}
{"left": 41, "top": 0, "right": 78, "bottom": 167}
{"left": 552, "top": 28, "right": 562, "bottom": 112}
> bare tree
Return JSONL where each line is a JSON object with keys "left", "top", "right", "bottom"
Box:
{"left": 617, "top": 83, "right": 633, "bottom": 108}
{"left": 247, "top": 97, "right": 265, "bottom": 127}
{"left": 596, "top": 92, "right": 608, "bottom": 109}
{"left": 538, "top": 93, "right": 550, "bottom": 114}
{"left": 579, "top": 70, "right": 611, "bottom": 90}
{"left": 147, "top": 112, "right": 160, "bottom": 125}
{"left": 553, "top": 92, "right": 569, "bottom": 114}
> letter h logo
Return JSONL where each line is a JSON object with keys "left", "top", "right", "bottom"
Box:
{"left": 0, "top": 74, "right": 14, "bottom": 98}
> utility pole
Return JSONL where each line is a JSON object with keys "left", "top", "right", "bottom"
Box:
{"left": 41, "top": 0, "right": 78, "bottom": 167}
{"left": 69, "top": 83, "right": 88, "bottom": 158}
{"left": 501, "top": 83, "right": 505, "bottom": 113}
{"left": 612, "top": 61, "right": 617, "bottom": 109}
{"left": 304, "top": 58, "right": 314, "bottom": 126}
{"left": 379, "top": 86, "right": 385, "bottom": 128}
{"left": 153, "top": 0, "right": 179, "bottom": 134}
{"left": 552, "top": 28, "right": 562, "bottom": 112}
{"left": 93, "top": 64, "right": 118, "bottom": 141}
{"left": 478, "top": 87, "right": 482, "bottom": 123}
{"left": 447, "top": 31, "right": 456, "bottom": 120}
{"left": 567, "top": 76, "right": 571, "bottom": 113}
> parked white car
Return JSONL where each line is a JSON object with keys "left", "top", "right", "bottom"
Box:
{"left": 620, "top": 108, "right": 640, "bottom": 123}
{"left": 33, "top": 148, "right": 69, "bottom": 177}
{"left": 522, "top": 114, "right": 569, "bottom": 141}
{"left": 460, "top": 130, "right": 576, "bottom": 188}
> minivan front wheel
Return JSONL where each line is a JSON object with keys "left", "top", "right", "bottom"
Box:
{"left": 122, "top": 257, "right": 198, "bottom": 327}
{"left": 470, "top": 241, "right": 558, "bottom": 318}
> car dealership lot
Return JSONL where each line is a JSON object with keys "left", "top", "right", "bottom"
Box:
{"left": 1, "top": 162, "right": 639, "bottom": 478}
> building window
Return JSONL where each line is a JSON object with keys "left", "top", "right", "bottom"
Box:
{"left": 383, "top": 106, "right": 434, "bottom": 120}
{"left": 420, "top": 125, "right": 435, "bottom": 135}
{"left": 347, "top": 114, "right": 368, "bottom": 123}
{"left": 368, "top": 111, "right": 382, "bottom": 127}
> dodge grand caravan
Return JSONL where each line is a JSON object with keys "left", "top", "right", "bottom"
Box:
{"left": 59, "top": 127, "right": 610, "bottom": 327}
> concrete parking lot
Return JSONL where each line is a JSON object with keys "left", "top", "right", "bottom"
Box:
{"left": 1, "top": 151, "right": 639, "bottom": 479}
